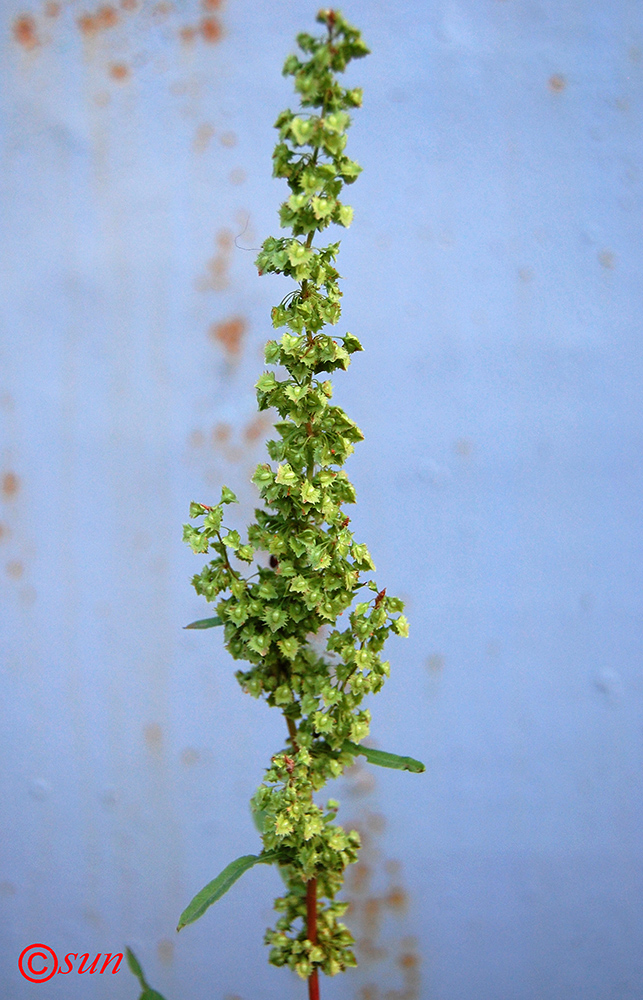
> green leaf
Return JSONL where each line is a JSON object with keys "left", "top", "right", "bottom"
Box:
{"left": 184, "top": 616, "right": 223, "bottom": 630}
{"left": 177, "top": 852, "right": 281, "bottom": 931}
{"left": 343, "top": 741, "right": 426, "bottom": 773}
{"left": 125, "top": 947, "right": 146, "bottom": 987}
{"left": 126, "top": 949, "right": 169, "bottom": 999}
{"left": 220, "top": 485, "right": 238, "bottom": 505}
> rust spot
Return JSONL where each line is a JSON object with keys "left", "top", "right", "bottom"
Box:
{"left": 202, "top": 0, "right": 222, "bottom": 8}
{"left": 109, "top": 62, "right": 129, "bottom": 81}
{"left": 2, "top": 472, "right": 20, "bottom": 499}
{"left": 348, "top": 862, "right": 372, "bottom": 894}
{"left": 366, "top": 811, "right": 386, "bottom": 833}
{"left": 0, "top": 524, "right": 8, "bottom": 542}
{"left": 120, "top": 0, "right": 137, "bottom": 8}
{"left": 398, "top": 951, "right": 419, "bottom": 970}
{"left": 6, "top": 561, "right": 24, "bottom": 580}
{"left": 210, "top": 316, "right": 246, "bottom": 356}
{"left": 426, "top": 653, "right": 443, "bottom": 672}
{"left": 213, "top": 423, "right": 231, "bottom": 445}
{"left": 363, "top": 897, "right": 382, "bottom": 934}
{"left": 385, "top": 858, "right": 401, "bottom": 876}
{"left": 385, "top": 886, "right": 408, "bottom": 911}
{"left": 598, "top": 249, "right": 615, "bottom": 269}
{"left": 13, "top": 15, "right": 40, "bottom": 49}
{"left": 45, "top": 1, "right": 61, "bottom": 16}
{"left": 181, "top": 747, "right": 200, "bottom": 767}
{"left": 144, "top": 722, "right": 163, "bottom": 753}
{"left": 180, "top": 25, "right": 197, "bottom": 43}
{"left": 78, "top": 5, "right": 118, "bottom": 35}
{"left": 244, "top": 415, "right": 270, "bottom": 444}
{"left": 157, "top": 939, "right": 174, "bottom": 965}
{"left": 217, "top": 228, "right": 233, "bottom": 250}
{"left": 194, "top": 123, "right": 215, "bottom": 153}
{"left": 548, "top": 73, "right": 566, "bottom": 93}
{"left": 220, "top": 130, "right": 237, "bottom": 148}
{"left": 229, "top": 167, "right": 246, "bottom": 186}
{"left": 200, "top": 15, "right": 221, "bottom": 42}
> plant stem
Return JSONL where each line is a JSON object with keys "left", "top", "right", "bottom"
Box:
{"left": 285, "top": 714, "right": 299, "bottom": 751}
{"left": 306, "top": 877, "right": 320, "bottom": 1000}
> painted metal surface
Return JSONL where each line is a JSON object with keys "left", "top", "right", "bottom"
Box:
{"left": 1, "top": 1, "right": 642, "bottom": 998}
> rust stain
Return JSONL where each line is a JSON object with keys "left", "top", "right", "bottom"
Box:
{"left": 210, "top": 316, "right": 247, "bottom": 356}
{"left": 243, "top": 415, "right": 270, "bottom": 444}
{"left": 548, "top": 73, "right": 566, "bottom": 93}
{"left": 202, "top": 0, "right": 222, "bottom": 8}
{"left": 120, "top": 0, "right": 137, "bottom": 8}
{"left": 385, "top": 887, "right": 408, "bottom": 911}
{"left": 194, "top": 123, "right": 215, "bottom": 153}
{"left": 0, "top": 524, "right": 8, "bottom": 542}
{"left": 200, "top": 15, "right": 222, "bottom": 43}
{"left": 13, "top": 14, "right": 40, "bottom": 50}
{"left": 144, "top": 722, "right": 163, "bottom": 753}
{"left": 426, "top": 653, "right": 444, "bottom": 672}
{"left": 179, "top": 25, "right": 197, "bottom": 43}
{"left": 6, "top": 561, "right": 24, "bottom": 580}
{"left": 109, "top": 62, "right": 130, "bottom": 81}
{"left": 2, "top": 472, "right": 20, "bottom": 499}
{"left": 229, "top": 167, "right": 246, "bottom": 186}
{"left": 78, "top": 5, "right": 119, "bottom": 35}
{"left": 153, "top": 1, "right": 173, "bottom": 16}
{"left": 197, "top": 231, "right": 234, "bottom": 292}
{"left": 212, "top": 423, "right": 231, "bottom": 445}
{"left": 157, "top": 939, "right": 174, "bottom": 965}
{"left": 220, "top": 130, "right": 237, "bottom": 148}
{"left": 44, "top": 1, "right": 60, "bottom": 16}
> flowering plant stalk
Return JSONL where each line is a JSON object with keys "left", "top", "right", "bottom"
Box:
{"left": 178, "top": 10, "right": 424, "bottom": 999}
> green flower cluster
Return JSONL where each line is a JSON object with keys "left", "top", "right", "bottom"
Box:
{"left": 183, "top": 9, "right": 409, "bottom": 987}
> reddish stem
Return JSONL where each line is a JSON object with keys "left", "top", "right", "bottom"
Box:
{"left": 306, "top": 877, "right": 320, "bottom": 1000}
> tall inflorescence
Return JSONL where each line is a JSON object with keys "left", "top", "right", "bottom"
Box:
{"left": 181, "top": 10, "right": 412, "bottom": 996}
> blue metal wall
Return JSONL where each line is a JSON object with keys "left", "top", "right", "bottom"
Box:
{"left": 1, "top": 1, "right": 642, "bottom": 998}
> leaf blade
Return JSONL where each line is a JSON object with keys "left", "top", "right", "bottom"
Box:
{"left": 184, "top": 616, "right": 223, "bottom": 630}
{"left": 344, "top": 741, "right": 426, "bottom": 773}
{"left": 177, "top": 852, "right": 281, "bottom": 931}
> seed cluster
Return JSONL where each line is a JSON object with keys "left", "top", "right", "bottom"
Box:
{"left": 184, "top": 9, "right": 408, "bottom": 983}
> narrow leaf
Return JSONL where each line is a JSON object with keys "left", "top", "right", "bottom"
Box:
{"left": 344, "top": 741, "right": 426, "bottom": 773}
{"left": 125, "top": 947, "right": 146, "bottom": 988}
{"left": 184, "top": 616, "right": 223, "bottom": 630}
{"left": 177, "top": 852, "right": 281, "bottom": 931}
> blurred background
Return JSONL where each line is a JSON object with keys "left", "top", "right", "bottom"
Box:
{"left": 1, "top": 1, "right": 642, "bottom": 997}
